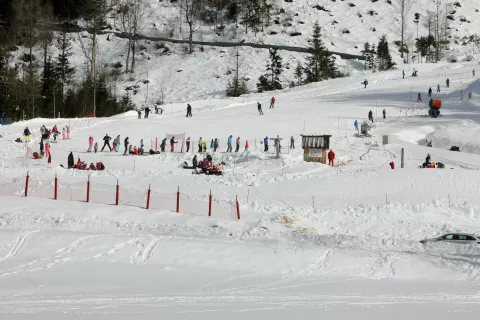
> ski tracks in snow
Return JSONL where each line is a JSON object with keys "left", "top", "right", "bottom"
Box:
{"left": 0, "top": 230, "right": 41, "bottom": 262}
{"left": 130, "top": 237, "right": 162, "bottom": 265}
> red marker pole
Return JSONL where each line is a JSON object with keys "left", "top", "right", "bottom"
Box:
{"left": 54, "top": 174, "right": 58, "bottom": 200}
{"left": 176, "top": 186, "right": 180, "bottom": 213}
{"left": 86, "top": 175, "right": 90, "bottom": 203}
{"left": 115, "top": 179, "right": 120, "bottom": 206}
{"left": 208, "top": 190, "right": 212, "bottom": 217}
{"left": 236, "top": 196, "right": 241, "bottom": 220}
{"left": 146, "top": 184, "right": 151, "bottom": 210}
{"left": 24, "top": 171, "right": 30, "bottom": 197}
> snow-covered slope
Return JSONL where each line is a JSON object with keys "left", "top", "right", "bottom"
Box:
{"left": 1, "top": 58, "right": 480, "bottom": 317}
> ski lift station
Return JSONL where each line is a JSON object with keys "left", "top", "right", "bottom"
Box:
{"left": 301, "top": 134, "right": 331, "bottom": 164}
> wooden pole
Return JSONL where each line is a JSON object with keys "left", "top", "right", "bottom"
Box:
{"left": 86, "top": 175, "right": 90, "bottom": 203}
{"left": 146, "top": 184, "right": 151, "bottom": 210}
{"left": 115, "top": 179, "right": 119, "bottom": 206}
{"left": 24, "top": 171, "right": 30, "bottom": 197}
{"left": 401, "top": 148, "right": 405, "bottom": 168}
{"left": 208, "top": 190, "right": 212, "bottom": 217}
{"left": 176, "top": 186, "right": 180, "bottom": 213}
{"left": 236, "top": 196, "right": 240, "bottom": 220}
{"left": 54, "top": 174, "right": 58, "bottom": 200}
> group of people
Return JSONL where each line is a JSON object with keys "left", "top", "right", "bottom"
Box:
{"left": 24, "top": 124, "right": 70, "bottom": 144}
{"left": 421, "top": 154, "right": 445, "bottom": 168}
{"left": 186, "top": 154, "right": 224, "bottom": 175}
{"left": 257, "top": 97, "right": 276, "bottom": 115}
{"left": 67, "top": 152, "right": 105, "bottom": 170}
{"left": 94, "top": 134, "right": 149, "bottom": 156}
{"left": 365, "top": 109, "right": 386, "bottom": 124}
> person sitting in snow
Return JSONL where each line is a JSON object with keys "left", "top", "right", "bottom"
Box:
{"left": 129, "top": 145, "right": 134, "bottom": 154}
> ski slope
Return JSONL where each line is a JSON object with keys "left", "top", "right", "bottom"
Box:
{"left": 1, "top": 61, "right": 480, "bottom": 318}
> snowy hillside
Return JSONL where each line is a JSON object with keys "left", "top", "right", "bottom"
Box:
{"left": 1, "top": 58, "right": 480, "bottom": 317}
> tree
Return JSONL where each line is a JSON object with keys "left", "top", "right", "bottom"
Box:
{"left": 41, "top": 56, "right": 60, "bottom": 118}
{"left": 55, "top": 32, "right": 75, "bottom": 111}
{"left": 294, "top": 62, "right": 303, "bottom": 86}
{"left": 376, "top": 35, "right": 395, "bottom": 71}
{"left": 180, "top": 0, "right": 201, "bottom": 54}
{"left": 394, "top": 0, "right": 413, "bottom": 59}
{"left": 304, "top": 22, "right": 337, "bottom": 83}
{"left": 257, "top": 49, "right": 283, "bottom": 92}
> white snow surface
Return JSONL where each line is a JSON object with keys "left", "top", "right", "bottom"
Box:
{"left": 2, "top": 61, "right": 480, "bottom": 318}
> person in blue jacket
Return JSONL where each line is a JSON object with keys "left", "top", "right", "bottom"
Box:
{"left": 264, "top": 136, "right": 269, "bottom": 152}
{"left": 227, "top": 135, "right": 233, "bottom": 152}
{"left": 354, "top": 120, "right": 358, "bottom": 131}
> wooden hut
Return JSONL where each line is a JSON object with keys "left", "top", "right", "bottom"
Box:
{"left": 301, "top": 135, "right": 331, "bottom": 164}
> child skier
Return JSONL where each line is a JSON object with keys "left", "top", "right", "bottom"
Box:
{"left": 94, "top": 142, "right": 98, "bottom": 153}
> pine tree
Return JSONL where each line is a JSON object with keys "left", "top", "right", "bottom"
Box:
{"left": 257, "top": 48, "right": 283, "bottom": 92}
{"left": 294, "top": 62, "right": 303, "bottom": 86}
{"left": 370, "top": 44, "right": 377, "bottom": 71}
{"left": 41, "top": 56, "right": 59, "bottom": 117}
{"left": 54, "top": 32, "right": 75, "bottom": 111}
{"left": 376, "top": 35, "right": 395, "bottom": 71}
{"left": 304, "top": 21, "right": 337, "bottom": 83}
{"left": 361, "top": 42, "right": 371, "bottom": 70}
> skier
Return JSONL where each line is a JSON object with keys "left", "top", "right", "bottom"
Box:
{"left": 210, "top": 139, "right": 214, "bottom": 150}
{"left": 24, "top": 127, "right": 31, "bottom": 143}
{"left": 257, "top": 102, "right": 263, "bottom": 115}
{"left": 170, "top": 136, "right": 177, "bottom": 152}
{"left": 160, "top": 138, "right": 166, "bottom": 152}
{"left": 328, "top": 149, "right": 335, "bottom": 167}
{"left": 264, "top": 136, "right": 269, "bottom": 152}
{"left": 423, "top": 154, "right": 431, "bottom": 168}
{"left": 363, "top": 79, "right": 368, "bottom": 88}
{"left": 213, "top": 138, "right": 219, "bottom": 152}
{"left": 144, "top": 106, "right": 150, "bottom": 118}
{"left": 52, "top": 125, "right": 58, "bottom": 134}
{"left": 428, "top": 87, "right": 432, "bottom": 98}
{"left": 383, "top": 108, "right": 386, "bottom": 119}
{"left": 186, "top": 137, "right": 191, "bottom": 153}
{"left": 94, "top": 142, "right": 98, "bottom": 153}
{"left": 368, "top": 110, "right": 373, "bottom": 123}
{"left": 66, "top": 125, "right": 70, "bottom": 139}
{"left": 198, "top": 137, "right": 203, "bottom": 153}
{"left": 45, "top": 142, "right": 51, "bottom": 159}
{"left": 417, "top": 92, "right": 422, "bottom": 102}
{"left": 270, "top": 97, "right": 276, "bottom": 109}
{"left": 235, "top": 137, "right": 240, "bottom": 153}
{"left": 67, "top": 152, "right": 74, "bottom": 168}
{"left": 39, "top": 139, "right": 44, "bottom": 156}
{"left": 40, "top": 125, "right": 47, "bottom": 136}
{"left": 114, "top": 135, "right": 121, "bottom": 152}
{"left": 140, "top": 139, "right": 144, "bottom": 153}
{"left": 437, "top": 84, "right": 440, "bottom": 93}
{"left": 88, "top": 136, "right": 94, "bottom": 152}
{"left": 290, "top": 136, "right": 295, "bottom": 149}
{"left": 101, "top": 134, "right": 112, "bottom": 152}
{"left": 354, "top": 120, "right": 359, "bottom": 131}
{"left": 244, "top": 140, "right": 249, "bottom": 152}
{"left": 124, "top": 137, "right": 129, "bottom": 155}
{"left": 186, "top": 104, "right": 192, "bottom": 117}
{"left": 227, "top": 135, "right": 233, "bottom": 152}
{"left": 446, "top": 78, "right": 450, "bottom": 88}
{"left": 62, "top": 127, "right": 66, "bottom": 140}
{"left": 402, "top": 70, "right": 405, "bottom": 79}
{"left": 202, "top": 140, "right": 207, "bottom": 153}
{"left": 138, "top": 110, "right": 142, "bottom": 119}
{"left": 473, "top": 69, "right": 476, "bottom": 78}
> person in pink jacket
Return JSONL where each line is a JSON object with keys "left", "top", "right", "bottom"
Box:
{"left": 88, "top": 136, "right": 94, "bottom": 152}
{"left": 45, "top": 142, "right": 51, "bottom": 159}
{"left": 66, "top": 125, "right": 71, "bottom": 139}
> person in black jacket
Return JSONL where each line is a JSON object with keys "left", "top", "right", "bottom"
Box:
{"left": 67, "top": 152, "right": 74, "bottom": 168}
{"left": 186, "top": 137, "right": 191, "bottom": 152}
{"left": 186, "top": 104, "right": 192, "bottom": 117}
{"left": 257, "top": 102, "right": 263, "bottom": 115}
{"left": 144, "top": 106, "right": 150, "bottom": 118}
{"left": 124, "top": 137, "right": 129, "bottom": 155}
{"left": 24, "top": 127, "right": 31, "bottom": 143}
{"left": 101, "top": 134, "right": 112, "bottom": 151}
{"left": 192, "top": 155, "right": 198, "bottom": 168}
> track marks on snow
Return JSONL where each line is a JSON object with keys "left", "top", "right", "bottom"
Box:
{"left": 0, "top": 230, "right": 41, "bottom": 262}
{"left": 130, "top": 238, "right": 162, "bottom": 264}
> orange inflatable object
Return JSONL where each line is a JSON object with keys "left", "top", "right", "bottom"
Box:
{"left": 431, "top": 99, "right": 442, "bottom": 109}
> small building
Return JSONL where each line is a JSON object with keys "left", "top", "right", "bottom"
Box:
{"left": 301, "top": 135, "right": 331, "bottom": 164}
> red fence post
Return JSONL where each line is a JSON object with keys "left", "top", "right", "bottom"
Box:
{"left": 236, "top": 196, "right": 241, "bottom": 220}
{"left": 54, "top": 174, "right": 58, "bottom": 200}
{"left": 176, "top": 186, "right": 180, "bottom": 213}
{"left": 146, "top": 184, "right": 151, "bottom": 210}
{"left": 86, "top": 175, "right": 90, "bottom": 203}
{"left": 24, "top": 171, "right": 29, "bottom": 197}
{"left": 208, "top": 190, "right": 212, "bottom": 217}
{"left": 116, "top": 179, "right": 120, "bottom": 206}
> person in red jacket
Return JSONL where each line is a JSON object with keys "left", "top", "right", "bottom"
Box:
{"left": 270, "top": 97, "right": 276, "bottom": 109}
{"left": 328, "top": 149, "right": 335, "bottom": 167}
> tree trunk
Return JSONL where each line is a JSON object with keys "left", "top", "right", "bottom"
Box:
{"left": 125, "top": 39, "right": 131, "bottom": 73}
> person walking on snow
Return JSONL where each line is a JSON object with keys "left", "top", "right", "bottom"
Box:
{"left": 290, "top": 136, "right": 295, "bottom": 149}
{"left": 88, "top": 136, "right": 94, "bottom": 152}
{"left": 227, "top": 135, "right": 233, "bottom": 152}
{"left": 101, "top": 134, "right": 112, "bottom": 152}
{"left": 186, "top": 137, "right": 191, "bottom": 153}
{"left": 244, "top": 140, "right": 249, "bottom": 152}
{"left": 264, "top": 136, "right": 269, "bottom": 152}
{"left": 202, "top": 140, "right": 207, "bottom": 153}
{"left": 144, "top": 106, "right": 150, "bottom": 118}
{"left": 402, "top": 70, "right": 405, "bottom": 79}
{"left": 417, "top": 92, "right": 422, "bottom": 102}
{"left": 45, "top": 142, "right": 51, "bottom": 159}
{"left": 270, "top": 97, "right": 276, "bottom": 109}
{"left": 94, "top": 142, "right": 98, "bottom": 153}
{"left": 383, "top": 109, "right": 386, "bottom": 119}
{"left": 257, "top": 102, "right": 263, "bottom": 115}
{"left": 198, "top": 137, "right": 203, "bottom": 153}
{"left": 140, "top": 139, "right": 144, "bottom": 153}
{"left": 170, "top": 136, "right": 177, "bottom": 152}
{"left": 368, "top": 110, "right": 373, "bottom": 123}
{"left": 328, "top": 149, "right": 335, "bottom": 167}
{"left": 62, "top": 127, "right": 66, "bottom": 140}
{"left": 24, "top": 127, "right": 31, "bottom": 143}
{"left": 137, "top": 110, "right": 142, "bottom": 119}
{"left": 437, "top": 84, "right": 441, "bottom": 93}
{"left": 428, "top": 87, "right": 432, "bottom": 98}
{"left": 39, "top": 139, "right": 44, "bottom": 156}
{"left": 213, "top": 138, "right": 219, "bottom": 152}
{"left": 235, "top": 137, "right": 240, "bottom": 153}
{"left": 354, "top": 120, "right": 358, "bottom": 131}
{"left": 363, "top": 79, "right": 368, "bottom": 88}
{"left": 124, "top": 137, "right": 129, "bottom": 155}
{"left": 473, "top": 69, "right": 476, "bottom": 78}
{"left": 66, "top": 125, "right": 70, "bottom": 139}
{"left": 446, "top": 78, "right": 450, "bottom": 88}
{"left": 186, "top": 104, "right": 192, "bottom": 117}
